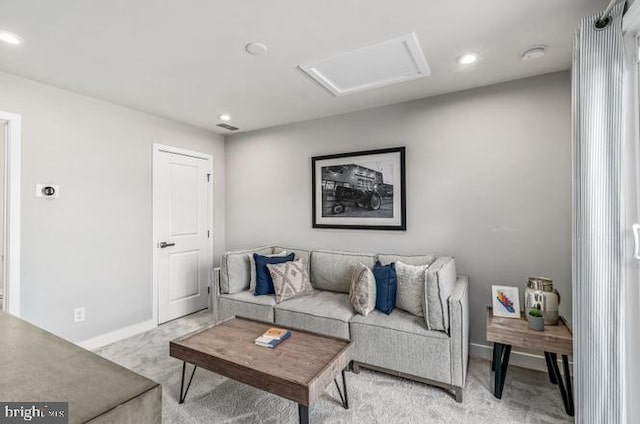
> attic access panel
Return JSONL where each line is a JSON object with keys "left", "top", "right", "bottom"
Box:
{"left": 299, "top": 32, "right": 430, "bottom": 96}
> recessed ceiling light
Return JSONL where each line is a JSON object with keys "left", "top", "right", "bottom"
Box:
{"left": 245, "top": 42, "right": 268, "bottom": 56}
{"left": 0, "top": 30, "right": 23, "bottom": 45}
{"left": 521, "top": 46, "right": 546, "bottom": 61}
{"left": 458, "top": 53, "right": 478, "bottom": 65}
{"left": 218, "top": 113, "right": 231, "bottom": 121}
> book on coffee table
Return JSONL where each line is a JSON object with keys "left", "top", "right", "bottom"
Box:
{"left": 255, "top": 327, "right": 291, "bottom": 348}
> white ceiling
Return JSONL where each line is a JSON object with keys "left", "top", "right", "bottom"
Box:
{"left": 0, "top": 0, "right": 605, "bottom": 134}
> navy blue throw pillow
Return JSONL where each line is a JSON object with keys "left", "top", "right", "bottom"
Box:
{"left": 254, "top": 253, "right": 295, "bottom": 295}
{"left": 373, "top": 261, "right": 397, "bottom": 314}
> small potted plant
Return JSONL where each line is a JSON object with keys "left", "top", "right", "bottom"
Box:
{"left": 528, "top": 308, "right": 544, "bottom": 331}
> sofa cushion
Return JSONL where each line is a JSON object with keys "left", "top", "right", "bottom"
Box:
{"left": 267, "top": 260, "right": 314, "bottom": 303}
{"left": 310, "top": 250, "right": 376, "bottom": 293}
{"left": 350, "top": 308, "right": 450, "bottom": 338}
{"left": 274, "top": 291, "right": 355, "bottom": 339}
{"left": 349, "top": 264, "right": 376, "bottom": 316}
{"left": 377, "top": 254, "right": 435, "bottom": 267}
{"left": 350, "top": 309, "right": 452, "bottom": 384}
{"left": 219, "top": 291, "right": 276, "bottom": 322}
{"left": 425, "top": 256, "right": 458, "bottom": 332}
{"left": 395, "top": 261, "right": 429, "bottom": 317}
{"left": 273, "top": 247, "right": 311, "bottom": 274}
{"left": 249, "top": 250, "right": 289, "bottom": 293}
{"left": 373, "top": 261, "right": 397, "bottom": 314}
{"left": 220, "top": 246, "right": 273, "bottom": 294}
{"left": 254, "top": 253, "right": 295, "bottom": 295}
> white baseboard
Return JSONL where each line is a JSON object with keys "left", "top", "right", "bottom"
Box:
{"left": 77, "top": 319, "right": 157, "bottom": 351}
{"left": 470, "top": 343, "right": 573, "bottom": 375}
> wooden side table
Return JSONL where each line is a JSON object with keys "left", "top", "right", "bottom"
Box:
{"left": 486, "top": 306, "right": 574, "bottom": 416}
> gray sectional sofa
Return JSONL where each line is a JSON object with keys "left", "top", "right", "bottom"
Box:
{"left": 213, "top": 246, "right": 469, "bottom": 402}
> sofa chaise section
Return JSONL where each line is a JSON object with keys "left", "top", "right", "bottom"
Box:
{"left": 349, "top": 275, "right": 469, "bottom": 401}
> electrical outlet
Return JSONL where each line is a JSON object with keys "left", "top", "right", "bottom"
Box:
{"left": 74, "top": 307, "right": 85, "bottom": 323}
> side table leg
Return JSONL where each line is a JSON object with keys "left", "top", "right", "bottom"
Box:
{"left": 544, "top": 352, "right": 558, "bottom": 384}
{"left": 492, "top": 342, "right": 501, "bottom": 374}
{"left": 298, "top": 404, "right": 309, "bottom": 424}
{"left": 493, "top": 342, "right": 511, "bottom": 399}
{"left": 562, "top": 355, "right": 575, "bottom": 416}
{"left": 548, "top": 353, "right": 574, "bottom": 417}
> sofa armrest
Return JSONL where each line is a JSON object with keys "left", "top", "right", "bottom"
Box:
{"left": 212, "top": 267, "right": 221, "bottom": 322}
{"left": 449, "top": 275, "right": 469, "bottom": 390}
{"left": 424, "top": 256, "right": 457, "bottom": 331}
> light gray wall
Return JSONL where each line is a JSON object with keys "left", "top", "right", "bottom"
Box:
{"left": 0, "top": 71, "right": 226, "bottom": 342}
{"left": 225, "top": 72, "right": 572, "bottom": 346}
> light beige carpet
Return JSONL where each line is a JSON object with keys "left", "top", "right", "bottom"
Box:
{"left": 96, "top": 310, "right": 573, "bottom": 423}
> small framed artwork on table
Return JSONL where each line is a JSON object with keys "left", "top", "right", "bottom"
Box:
{"left": 492, "top": 285, "right": 521, "bottom": 318}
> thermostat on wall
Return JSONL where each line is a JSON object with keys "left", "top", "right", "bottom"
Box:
{"left": 36, "top": 184, "right": 59, "bottom": 198}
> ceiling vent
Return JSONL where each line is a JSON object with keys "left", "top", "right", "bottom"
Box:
{"left": 217, "top": 123, "right": 239, "bottom": 131}
{"left": 298, "top": 32, "right": 430, "bottom": 96}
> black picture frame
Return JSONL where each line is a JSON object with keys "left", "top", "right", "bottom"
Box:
{"left": 311, "top": 147, "right": 406, "bottom": 231}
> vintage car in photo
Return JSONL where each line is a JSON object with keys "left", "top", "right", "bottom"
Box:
{"left": 321, "top": 164, "right": 393, "bottom": 215}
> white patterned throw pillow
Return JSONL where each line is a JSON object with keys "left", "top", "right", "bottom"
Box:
{"left": 249, "top": 250, "right": 287, "bottom": 293}
{"left": 266, "top": 260, "right": 314, "bottom": 303}
{"left": 395, "top": 260, "right": 429, "bottom": 317}
{"left": 349, "top": 264, "right": 376, "bottom": 316}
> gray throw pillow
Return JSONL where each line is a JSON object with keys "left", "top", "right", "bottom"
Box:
{"left": 349, "top": 264, "right": 376, "bottom": 316}
{"left": 267, "top": 260, "right": 314, "bottom": 303}
{"left": 395, "top": 260, "right": 429, "bottom": 317}
{"left": 249, "top": 250, "right": 287, "bottom": 293}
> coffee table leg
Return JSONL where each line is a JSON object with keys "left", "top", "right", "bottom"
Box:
{"left": 179, "top": 361, "right": 197, "bottom": 404}
{"left": 333, "top": 368, "right": 349, "bottom": 409}
{"left": 492, "top": 342, "right": 511, "bottom": 399}
{"left": 298, "top": 404, "right": 309, "bottom": 424}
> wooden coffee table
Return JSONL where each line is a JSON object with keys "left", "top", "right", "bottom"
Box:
{"left": 486, "top": 306, "right": 574, "bottom": 416}
{"left": 169, "top": 317, "right": 354, "bottom": 423}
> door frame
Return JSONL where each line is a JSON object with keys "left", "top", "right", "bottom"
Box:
{"left": 152, "top": 143, "right": 213, "bottom": 325}
{"left": 0, "top": 111, "right": 21, "bottom": 317}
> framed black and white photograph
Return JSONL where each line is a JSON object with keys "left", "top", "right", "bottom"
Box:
{"left": 312, "top": 147, "right": 406, "bottom": 230}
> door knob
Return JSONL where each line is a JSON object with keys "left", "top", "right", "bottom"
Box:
{"left": 159, "top": 241, "right": 175, "bottom": 248}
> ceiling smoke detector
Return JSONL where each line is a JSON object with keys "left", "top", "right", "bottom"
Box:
{"left": 521, "top": 46, "right": 546, "bottom": 61}
{"left": 245, "top": 42, "right": 268, "bottom": 56}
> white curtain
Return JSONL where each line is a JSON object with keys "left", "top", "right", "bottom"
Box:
{"left": 572, "top": 2, "right": 627, "bottom": 423}
{"left": 622, "top": 2, "right": 640, "bottom": 421}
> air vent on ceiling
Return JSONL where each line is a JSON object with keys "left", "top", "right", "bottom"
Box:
{"left": 299, "top": 32, "right": 430, "bottom": 96}
{"left": 217, "top": 123, "right": 239, "bottom": 131}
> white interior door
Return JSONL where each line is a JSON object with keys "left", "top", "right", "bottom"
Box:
{"left": 155, "top": 146, "right": 212, "bottom": 324}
